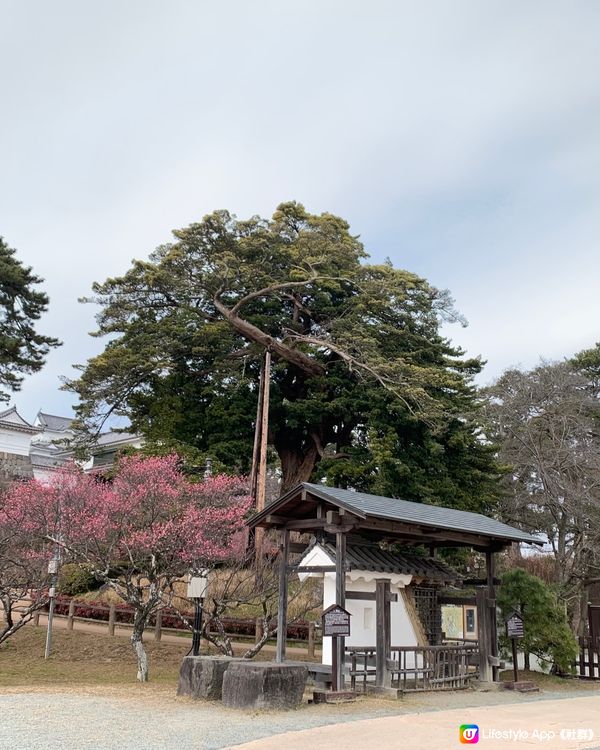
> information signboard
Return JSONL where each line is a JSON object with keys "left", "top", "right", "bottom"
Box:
{"left": 506, "top": 612, "right": 524, "bottom": 640}
{"left": 322, "top": 604, "right": 351, "bottom": 637}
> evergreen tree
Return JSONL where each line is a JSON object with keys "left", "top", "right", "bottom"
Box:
{"left": 68, "top": 203, "right": 500, "bottom": 509}
{"left": 0, "top": 238, "right": 60, "bottom": 402}
{"left": 497, "top": 569, "right": 578, "bottom": 675}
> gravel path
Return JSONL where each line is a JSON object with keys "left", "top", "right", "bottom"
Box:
{"left": 1, "top": 686, "right": 599, "bottom": 750}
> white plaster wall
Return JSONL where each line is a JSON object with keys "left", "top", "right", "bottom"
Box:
{"left": 297, "top": 543, "right": 421, "bottom": 666}
{"left": 321, "top": 574, "right": 419, "bottom": 665}
{"left": 0, "top": 428, "right": 33, "bottom": 456}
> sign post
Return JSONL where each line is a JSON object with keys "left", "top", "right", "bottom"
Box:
{"left": 188, "top": 571, "right": 209, "bottom": 656}
{"left": 504, "top": 611, "right": 537, "bottom": 692}
{"left": 506, "top": 611, "right": 524, "bottom": 683}
{"left": 322, "top": 604, "right": 351, "bottom": 693}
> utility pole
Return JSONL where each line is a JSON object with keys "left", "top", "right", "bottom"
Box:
{"left": 250, "top": 350, "right": 271, "bottom": 564}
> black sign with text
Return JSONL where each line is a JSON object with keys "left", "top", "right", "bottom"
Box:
{"left": 322, "top": 604, "right": 351, "bottom": 637}
{"left": 506, "top": 612, "right": 524, "bottom": 640}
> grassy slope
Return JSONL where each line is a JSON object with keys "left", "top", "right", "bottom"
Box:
{"left": 0, "top": 626, "right": 188, "bottom": 687}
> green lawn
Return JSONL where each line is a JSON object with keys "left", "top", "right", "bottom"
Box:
{"left": 0, "top": 625, "right": 188, "bottom": 687}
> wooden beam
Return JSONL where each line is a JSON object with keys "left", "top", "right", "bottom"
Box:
{"left": 346, "top": 591, "right": 398, "bottom": 602}
{"left": 438, "top": 595, "right": 476, "bottom": 606}
{"left": 288, "top": 565, "right": 337, "bottom": 574}
{"left": 323, "top": 523, "right": 357, "bottom": 534}
{"left": 284, "top": 518, "right": 327, "bottom": 530}
{"left": 276, "top": 528, "right": 289, "bottom": 664}
{"left": 356, "top": 517, "right": 496, "bottom": 548}
{"left": 265, "top": 514, "right": 287, "bottom": 526}
{"left": 265, "top": 515, "right": 327, "bottom": 530}
{"left": 289, "top": 542, "right": 308, "bottom": 554}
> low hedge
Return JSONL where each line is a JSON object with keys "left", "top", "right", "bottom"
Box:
{"left": 48, "top": 595, "right": 313, "bottom": 640}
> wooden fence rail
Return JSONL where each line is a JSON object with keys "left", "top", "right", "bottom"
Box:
{"left": 347, "top": 643, "right": 480, "bottom": 693}
{"left": 26, "top": 597, "right": 321, "bottom": 656}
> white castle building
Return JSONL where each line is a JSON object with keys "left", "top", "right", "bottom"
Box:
{"left": 0, "top": 406, "right": 143, "bottom": 485}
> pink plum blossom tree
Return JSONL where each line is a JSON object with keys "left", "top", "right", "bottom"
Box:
{"left": 4, "top": 455, "right": 251, "bottom": 681}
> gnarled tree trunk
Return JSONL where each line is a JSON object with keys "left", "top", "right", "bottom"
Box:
{"left": 277, "top": 441, "right": 320, "bottom": 493}
{"left": 131, "top": 610, "right": 149, "bottom": 682}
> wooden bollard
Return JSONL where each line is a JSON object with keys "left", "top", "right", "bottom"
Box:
{"left": 154, "top": 610, "right": 162, "bottom": 642}
{"left": 33, "top": 611, "right": 40, "bottom": 627}
{"left": 308, "top": 621, "right": 315, "bottom": 659}
{"left": 67, "top": 599, "right": 75, "bottom": 630}
{"left": 108, "top": 603, "right": 116, "bottom": 636}
{"left": 255, "top": 617, "right": 263, "bottom": 644}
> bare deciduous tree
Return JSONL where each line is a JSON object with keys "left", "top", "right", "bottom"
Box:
{"left": 0, "top": 493, "right": 51, "bottom": 645}
{"left": 484, "top": 361, "right": 600, "bottom": 633}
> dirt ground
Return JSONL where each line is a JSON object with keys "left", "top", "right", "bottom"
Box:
{"left": 2, "top": 626, "right": 600, "bottom": 750}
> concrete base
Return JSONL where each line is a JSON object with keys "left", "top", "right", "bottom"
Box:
{"left": 473, "top": 680, "right": 503, "bottom": 692}
{"left": 222, "top": 661, "right": 308, "bottom": 710}
{"left": 177, "top": 655, "right": 240, "bottom": 700}
{"left": 366, "top": 685, "right": 403, "bottom": 700}
{"left": 312, "top": 690, "right": 356, "bottom": 704}
{"left": 503, "top": 680, "right": 540, "bottom": 693}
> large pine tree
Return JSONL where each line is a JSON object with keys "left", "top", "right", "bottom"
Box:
{"left": 68, "top": 203, "right": 500, "bottom": 510}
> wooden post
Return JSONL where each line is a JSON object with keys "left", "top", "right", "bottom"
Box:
{"left": 254, "top": 351, "right": 271, "bottom": 563}
{"left": 476, "top": 587, "right": 492, "bottom": 683}
{"left": 375, "top": 578, "right": 391, "bottom": 688}
{"left": 67, "top": 599, "right": 75, "bottom": 631}
{"left": 33, "top": 611, "right": 40, "bottom": 627}
{"left": 334, "top": 530, "right": 347, "bottom": 690}
{"left": 249, "top": 353, "right": 266, "bottom": 500}
{"left": 511, "top": 637, "right": 519, "bottom": 682}
{"left": 108, "top": 603, "right": 116, "bottom": 636}
{"left": 308, "top": 621, "right": 315, "bottom": 659}
{"left": 154, "top": 610, "right": 162, "bottom": 642}
{"left": 486, "top": 551, "right": 499, "bottom": 682}
{"left": 276, "top": 527, "right": 289, "bottom": 663}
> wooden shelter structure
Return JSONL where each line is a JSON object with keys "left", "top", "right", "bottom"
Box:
{"left": 248, "top": 482, "right": 542, "bottom": 695}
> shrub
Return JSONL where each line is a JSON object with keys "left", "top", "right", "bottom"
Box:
{"left": 498, "top": 569, "right": 578, "bottom": 675}
{"left": 57, "top": 564, "right": 100, "bottom": 596}
{"left": 48, "top": 595, "right": 313, "bottom": 639}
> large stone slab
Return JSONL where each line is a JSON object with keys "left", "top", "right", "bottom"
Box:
{"left": 222, "top": 662, "right": 308, "bottom": 710}
{"left": 177, "top": 655, "right": 240, "bottom": 700}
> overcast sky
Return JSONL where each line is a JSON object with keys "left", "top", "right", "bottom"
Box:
{"left": 2, "top": 0, "right": 600, "bottom": 423}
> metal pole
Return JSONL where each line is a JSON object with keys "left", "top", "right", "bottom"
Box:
{"left": 192, "top": 598, "right": 203, "bottom": 656}
{"left": 45, "top": 546, "right": 60, "bottom": 659}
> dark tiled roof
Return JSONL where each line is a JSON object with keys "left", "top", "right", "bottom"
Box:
{"left": 94, "top": 431, "right": 139, "bottom": 447}
{"left": 301, "top": 484, "right": 541, "bottom": 546}
{"left": 316, "top": 541, "right": 459, "bottom": 583}
{"left": 37, "top": 412, "right": 73, "bottom": 431}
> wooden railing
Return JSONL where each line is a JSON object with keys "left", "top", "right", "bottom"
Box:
{"left": 347, "top": 643, "right": 479, "bottom": 693}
